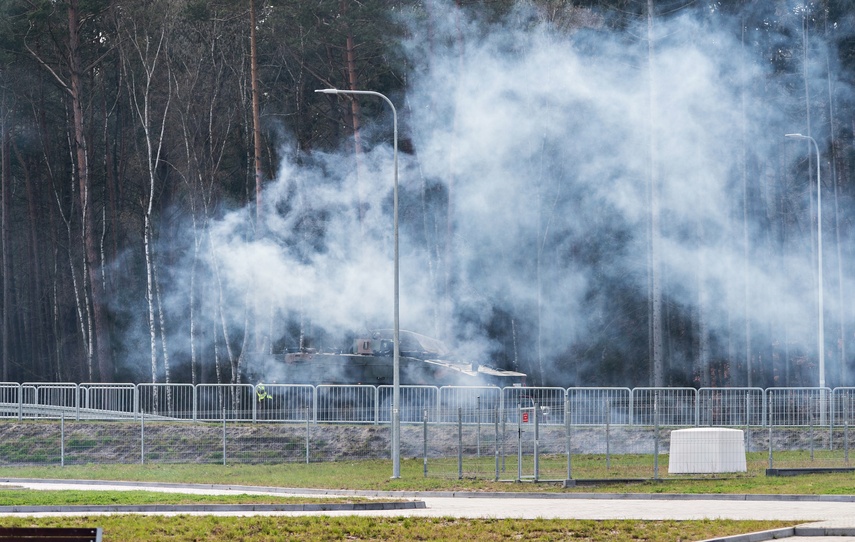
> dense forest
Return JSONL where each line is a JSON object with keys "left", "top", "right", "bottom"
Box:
{"left": 0, "top": 0, "right": 854, "bottom": 388}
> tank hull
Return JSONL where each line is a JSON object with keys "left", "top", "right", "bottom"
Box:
{"left": 276, "top": 351, "right": 526, "bottom": 387}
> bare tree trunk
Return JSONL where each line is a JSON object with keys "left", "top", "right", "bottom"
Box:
{"left": 68, "top": 0, "right": 113, "bottom": 382}
{"left": 121, "top": 13, "right": 172, "bottom": 386}
{"left": 249, "top": 0, "right": 266, "bottom": 357}
{"left": 1, "top": 91, "right": 9, "bottom": 381}
{"left": 250, "top": 0, "right": 264, "bottom": 225}
{"left": 12, "top": 138, "right": 48, "bottom": 377}
{"left": 144, "top": 218, "right": 158, "bottom": 384}
{"left": 338, "top": 0, "right": 366, "bottom": 234}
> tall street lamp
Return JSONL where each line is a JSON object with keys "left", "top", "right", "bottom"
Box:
{"left": 316, "top": 88, "right": 400, "bottom": 478}
{"left": 785, "top": 133, "right": 824, "bottom": 393}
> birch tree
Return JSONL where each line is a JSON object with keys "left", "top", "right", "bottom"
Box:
{"left": 116, "top": 0, "right": 174, "bottom": 387}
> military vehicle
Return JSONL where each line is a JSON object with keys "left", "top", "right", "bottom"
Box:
{"left": 278, "top": 329, "right": 526, "bottom": 387}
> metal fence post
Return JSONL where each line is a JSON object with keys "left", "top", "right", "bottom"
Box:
{"left": 606, "top": 399, "right": 611, "bottom": 470}
{"left": 501, "top": 403, "right": 506, "bottom": 473}
{"left": 534, "top": 401, "right": 540, "bottom": 482}
{"left": 457, "top": 406, "right": 463, "bottom": 480}
{"left": 745, "top": 392, "right": 751, "bottom": 453}
{"left": 654, "top": 392, "right": 660, "bottom": 480}
{"left": 374, "top": 386, "right": 379, "bottom": 426}
{"left": 565, "top": 395, "right": 572, "bottom": 482}
{"left": 494, "top": 406, "right": 499, "bottom": 482}
{"left": 60, "top": 411, "right": 65, "bottom": 467}
{"left": 768, "top": 391, "right": 773, "bottom": 470}
{"left": 846, "top": 393, "right": 850, "bottom": 465}
{"left": 423, "top": 409, "right": 428, "bottom": 478}
{"left": 476, "top": 396, "right": 481, "bottom": 458}
{"left": 827, "top": 389, "right": 833, "bottom": 451}
{"left": 517, "top": 403, "right": 522, "bottom": 482}
{"left": 810, "top": 396, "right": 815, "bottom": 461}
{"left": 222, "top": 406, "right": 227, "bottom": 466}
{"left": 140, "top": 412, "right": 145, "bottom": 465}
{"left": 306, "top": 405, "right": 310, "bottom": 464}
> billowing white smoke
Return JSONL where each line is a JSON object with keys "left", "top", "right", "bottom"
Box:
{"left": 162, "top": 1, "right": 849, "bottom": 387}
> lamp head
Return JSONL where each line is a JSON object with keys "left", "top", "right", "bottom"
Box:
{"left": 785, "top": 133, "right": 808, "bottom": 140}
{"left": 315, "top": 88, "right": 340, "bottom": 94}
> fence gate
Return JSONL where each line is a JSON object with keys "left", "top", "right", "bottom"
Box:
{"left": 516, "top": 402, "right": 540, "bottom": 481}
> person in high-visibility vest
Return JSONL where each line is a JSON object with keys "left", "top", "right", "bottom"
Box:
{"left": 256, "top": 384, "right": 272, "bottom": 402}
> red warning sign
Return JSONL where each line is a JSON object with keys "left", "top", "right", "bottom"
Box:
{"left": 522, "top": 412, "right": 529, "bottom": 423}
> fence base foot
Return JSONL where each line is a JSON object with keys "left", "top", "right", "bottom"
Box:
{"left": 562, "top": 479, "right": 576, "bottom": 488}
{"left": 766, "top": 467, "right": 855, "bottom": 477}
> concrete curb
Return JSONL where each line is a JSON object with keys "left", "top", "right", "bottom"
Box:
{"left": 697, "top": 527, "right": 796, "bottom": 542}
{"left": 794, "top": 526, "right": 855, "bottom": 537}
{"left": 697, "top": 525, "right": 855, "bottom": 541}
{"left": 0, "top": 501, "right": 426, "bottom": 514}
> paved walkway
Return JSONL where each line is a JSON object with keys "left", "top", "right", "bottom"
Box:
{"left": 1, "top": 479, "right": 854, "bottom": 541}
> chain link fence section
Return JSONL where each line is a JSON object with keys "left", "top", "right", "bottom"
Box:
{"left": 63, "top": 420, "right": 140, "bottom": 465}
{"left": 832, "top": 388, "right": 855, "bottom": 465}
{"left": 425, "top": 405, "right": 501, "bottom": 479}
{"left": 766, "top": 388, "right": 835, "bottom": 469}
{"left": 0, "top": 419, "right": 62, "bottom": 465}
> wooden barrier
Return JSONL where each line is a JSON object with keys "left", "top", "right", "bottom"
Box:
{"left": 0, "top": 527, "right": 102, "bottom": 541}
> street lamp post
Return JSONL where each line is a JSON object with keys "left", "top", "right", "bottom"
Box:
{"left": 785, "top": 133, "right": 824, "bottom": 393}
{"left": 316, "top": 88, "right": 400, "bottom": 478}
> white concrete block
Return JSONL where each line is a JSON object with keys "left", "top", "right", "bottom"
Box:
{"left": 668, "top": 427, "right": 747, "bottom": 474}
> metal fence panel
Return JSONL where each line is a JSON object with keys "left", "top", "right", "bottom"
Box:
{"left": 632, "top": 388, "right": 697, "bottom": 426}
{"left": 138, "top": 383, "right": 196, "bottom": 420}
{"left": 257, "top": 384, "right": 314, "bottom": 422}
{"left": 196, "top": 384, "right": 256, "bottom": 421}
{"left": 697, "top": 388, "right": 765, "bottom": 427}
{"left": 767, "top": 387, "right": 831, "bottom": 426}
{"left": 378, "top": 385, "right": 438, "bottom": 423}
{"left": 0, "top": 383, "right": 20, "bottom": 419}
{"left": 79, "top": 383, "right": 137, "bottom": 420}
{"left": 502, "top": 387, "right": 567, "bottom": 426}
{"left": 833, "top": 388, "right": 855, "bottom": 427}
{"left": 438, "top": 386, "right": 501, "bottom": 424}
{"left": 566, "top": 388, "right": 632, "bottom": 426}
{"left": 316, "top": 385, "right": 377, "bottom": 424}
{"left": 21, "top": 383, "right": 78, "bottom": 419}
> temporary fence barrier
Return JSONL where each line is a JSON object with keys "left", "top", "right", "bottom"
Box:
{"left": 196, "top": 384, "right": 255, "bottom": 421}
{"left": 138, "top": 383, "right": 196, "bottom": 420}
{"left": 632, "top": 387, "right": 697, "bottom": 426}
{"left": 79, "top": 383, "right": 137, "bottom": 420}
